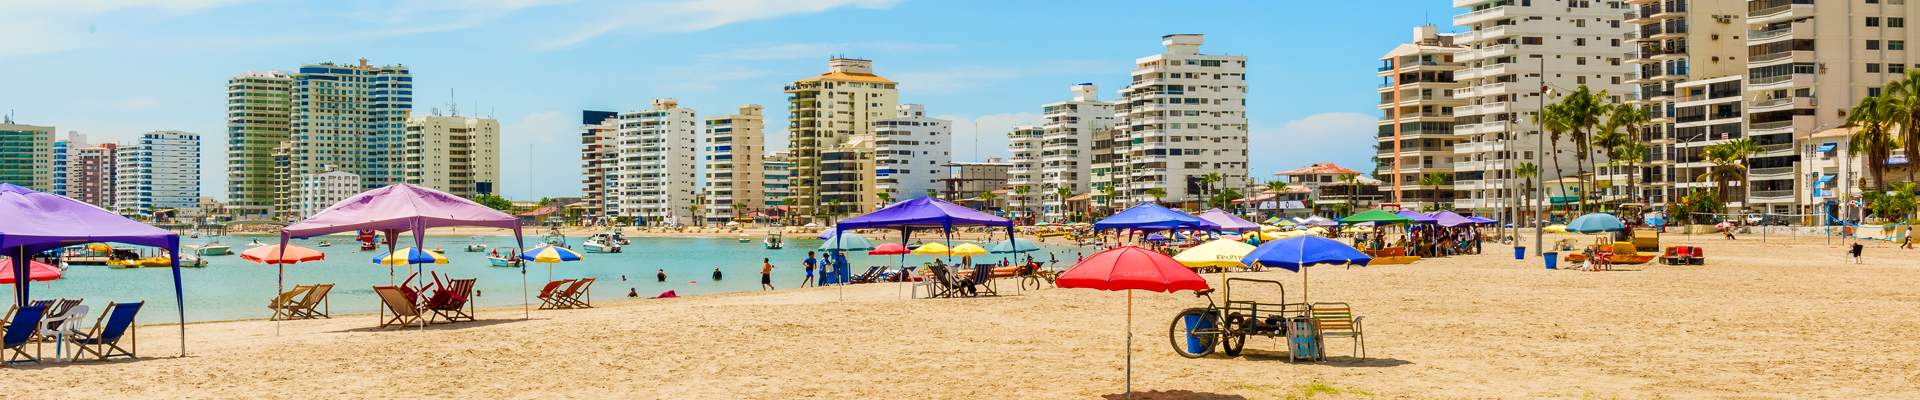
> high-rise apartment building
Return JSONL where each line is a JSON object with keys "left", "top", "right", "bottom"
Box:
{"left": 785, "top": 58, "right": 898, "bottom": 219}
{"left": 613, "top": 99, "right": 700, "bottom": 225}
{"left": 401, "top": 115, "right": 499, "bottom": 197}
{"left": 114, "top": 131, "right": 202, "bottom": 211}
{"left": 0, "top": 123, "right": 54, "bottom": 190}
{"left": 227, "top": 60, "right": 412, "bottom": 217}
{"left": 1006, "top": 125, "right": 1042, "bottom": 205}
{"left": 873, "top": 104, "right": 951, "bottom": 206}
{"left": 1111, "top": 34, "right": 1250, "bottom": 207}
{"left": 52, "top": 131, "right": 87, "bottom": 196}
{"left": 69, "top": 143, "right": 118, "bottom": 208}
{"left": 1035, "top": 84, "right": 1114, "bottom": 220}
{"left": 703, "top": 105, "right": 767, "bottom": 224}
{"left": 295, "top": 167, "right": 361, "bottom": 218}
{"left": 1450, "top": 2, "right": 1632, "bottom": 213}
{"left": 1378, "top": 27, "right": 1468, "bottom": 212}
{"left": 1622, "top": 0, "right": 1748, "bottom": 209}
{"left": 764, "top": 152, "right": 791, "bottom": 210}
{"left": 579, "top": 110, "right": 620, "bottom": 219}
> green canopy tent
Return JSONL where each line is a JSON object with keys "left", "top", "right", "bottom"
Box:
{"left": 1338, "top": 209, "right": 1415, "bottom": 224}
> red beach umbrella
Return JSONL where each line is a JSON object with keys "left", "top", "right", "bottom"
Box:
{"left": 867, "top": 242, "right": 908, "bottom": 256}
{"left": 1055, "top": 246, "right": 1210, "bottom": 398}
{"left": 0, "top": 257, "right": 61, "bottom": 284}
{"left": 241, "top": 244, "right": 327, "bottom": 264}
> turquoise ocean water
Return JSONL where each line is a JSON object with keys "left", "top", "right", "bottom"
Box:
{"left": 16, "top": 234, "right": 1089, "bottom": 323}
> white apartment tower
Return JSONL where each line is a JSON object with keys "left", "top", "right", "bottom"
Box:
{"left": 113, "top": 131, "right": 202, "bottom": 211}
{"left": 51, "top": 131, "right": 87, "bottom": 196}
{"left": 295, "top": 167, "right": 361, "bottom": 218}
{"left": 873, "top": 104, "right": 952, "bottom": 206}
{"left": 579, "top": 111, "right": 620, "bottom": 219}
{"left": 401, "top": 115, "right": 500, "bottom": 197}
{"left": 1378, "top": 26, "right": 1468, "bottom": 212}
{"left": 764, "top": 152, "right": 791, "bottom": 210}
{"left": 1037, "top": 84, "right": 1114, "bottom": 220}
{"left": 785, "top": 58, "right": 898, "bottom": 219}
{"left": 224, "top": 70, "right": 292, "bottom": 216}
{"left": 1450, "top": 1, "right": 1632, "bottom": 212}
{"left": 704, "top": 105, "right": 767, "bottom": 224}
{"left": 1622, "top": 0, "right": 1749, "bottom": 209}
{"left": 1112, "top": 34, "right": 1250, "bottom": 207}
{"left": 615, "top": 99, "right": 700, "bottom": 226}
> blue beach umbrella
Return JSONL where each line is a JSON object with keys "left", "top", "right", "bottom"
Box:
{"left": 818, "top": 232, "right": 875, "bottom": 251}
{"left": 522, "top": 245, "right": 584, "bottom": 281}
{"left": 1241, "top": 235, "right": 1373, "bottom": 304}
{"left": 371, "top": 247, "right": 448, "bottom": 265}
{"left": 1566, "top": 213, "right": 1625, "bottom": 234}
{"left": 989, "top": 238, "right": 1040, "bottom": 254}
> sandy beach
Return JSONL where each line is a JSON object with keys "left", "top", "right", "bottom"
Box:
{"left": 8, "top": 232, "right": 1920, "bottom": 399}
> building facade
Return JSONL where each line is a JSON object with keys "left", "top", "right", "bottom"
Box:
{"left": 401, "top": 115, "right": 500, "bottom": 197}
{"left": 764, "top": 152, "right": 791, "bottom": 210}
{"left": 1621, "top": 0, "right": 1749, "bottom": 209}
{"left": 225, "top": 70, "right": 293, "bottom": 216}
{"left": 69, "top": 143, "right": 118, "bottom": 208}
{"left": 1111, "top": 34, "right": 1251, "bottom": 207}
{"left": 873, "top": 104, "right": 951, "bottom": 206}
{"left": 704, "top": 105, "right": 767, "bottom": 224}
{"left": 51, "top": 131, "right": 88, "bottom": 196}
{"left": 579, "top": 110, "right": 620, "bottom": 219}
{"left": 227, "top": 60, "right": 412, "bottom": 217}
{"left": 113, "top": 131, "right": 202, "bottom": 211}
{"left": 1035, "top": 84, "right": 1114, "bottom": 221}
{"left": 295, "top": 167, "right": 361, "bottom": 218}
{"left": 614, "top": 99, "right": 700, "bottom": 225}
{"left": 784, "top": 58, "right": 898, "bottom": 219}
{"left": 0, "top": 123, "right": 54, "bottom": 190}
{"left": 1378, "top": 26, "right": 1469, "bottom": 212}
{"left": 941, "top": 160, "right": 1013, "bottom": 202}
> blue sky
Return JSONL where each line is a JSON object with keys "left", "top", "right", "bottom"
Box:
{"left": 0, "top": 0, "right": 1465, "bottom": 201}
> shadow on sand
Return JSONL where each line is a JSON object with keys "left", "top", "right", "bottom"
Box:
{"left": 1101, "top": 390, "right": 1250, "bottom": 399}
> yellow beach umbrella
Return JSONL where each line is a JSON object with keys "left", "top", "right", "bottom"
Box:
{"left": 370, "top": 247, "right": 448, "bottom": 265}
{"left": 1173, "top": 239, "right": 1257, "bottom": 270}
{"left": 950, "top": 243, "right": 989, "bottom": 256}
{"left": 911, "top": 242, "right": 952, "bottom": 255}
{"left": 1544, "top": 224, "right": 1571, "bottom": 234}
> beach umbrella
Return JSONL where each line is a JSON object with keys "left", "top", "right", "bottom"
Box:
{"left": 1467, "top": 216, "right": 1497, "bottom": 225}
{"left": 989, "top": 238, "right": 1039, "bottom": 254}
{"left": 1241, "top": 235, "right": 1372, "bottom": 304}
{"left": 1566, "top": 213, "right": 1626, "bottom": 233}
{"left": 241, "top": 244, "right": 326, "bottom": 264}
{"left": 1431, "top": 211, "right": 1476, "bottom": 227}
{"left": 1339, "top": 209, "right": 1412, "bottom": 225}
{"left": 521, "top": 245, "right": 584, "bottom": 282}
{"left": 0, "top": 257, "right": 61, "bottom": 284}
{"left": 1056, "top": 246, "right": 1209, "bottom": 398}
{"left": 1173, "top": 239, "right": 1257, "bottom": 271}
{"left": 371, "top": 247, "right": 448, "bottom": 265}
{"left": 1145, "top": 233, "right": 1168, "bottom": 241}
{"left": 950, "top": 243, "right": 990, "bottom": 256}
{"left": 1715, "top": 221, "right": 1733, "bottom": 229}
{"left": 1394, "top": 210, "right": 1438, "bottom": 224}
{"left": 1544, "top": 224, "right": 1571, "bottom": 234}
{"left": 868, "top": 242, "right": 908, "bottom": 256}
{"left": 817, "top": 232, "right": 875, "bottom": 251}
{"left": 910, "top": 242, "right": 952, "bottom": 255}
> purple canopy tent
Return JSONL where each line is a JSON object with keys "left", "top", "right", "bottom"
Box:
{"left": 832, "top": 197, "right": 1016, "bottom": 297}
{"left": 1466, "top": 216, "right": 1498, "bottom": 225}
{"left": 1431, "top": 211, "right": 1476, "bottom": 227}
{"left": 1395, "top": 210, "right": 1438, "bottom": 224}
{"left": 279, "top": 184, "right": 528, "bottom": 321}
{"left": 0, "top": 183, "right": 189, "bottom": 356}
{"left": 1197, "top": 208, "right": 1261, "bottom": 233}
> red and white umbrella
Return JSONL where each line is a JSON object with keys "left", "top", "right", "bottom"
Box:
{"left": 1056, "top": 246, "right": 1210, "bottom": 397}
{"left": 0, "top": 257, "right": 62, "bottom": 284}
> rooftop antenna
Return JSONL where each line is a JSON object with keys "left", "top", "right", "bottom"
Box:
{"left": 449, "top": 88, "right": 459, "bottom": 117}
{"left": 3, "top": 110, "right": 11, "bottom": 124}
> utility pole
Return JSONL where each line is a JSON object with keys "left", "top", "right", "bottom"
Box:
{"left": 1535, "top": 56, "right": 1547, "bottom": 258}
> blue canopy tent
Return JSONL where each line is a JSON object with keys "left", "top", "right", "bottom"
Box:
{"left": 832, "top": 197, "right": 1017, "bottom": 293}
{"left": 0, "top": 183, "right": 189, "bottom": 356}
{"left": 1093, "top": 203, "right": 1211, "bottom": 244}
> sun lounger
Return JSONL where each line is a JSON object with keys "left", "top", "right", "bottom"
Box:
{"left": 291, "top": 283, "right": 334, "bottom": 320}
{"left": 3, "top": 300, "right": 55, "bottom": 328}
{"left": 373, "top": 286, "right": 424, "bottom": 329}
{"left": 536, "top": 279, "right": 575, "bottom": 310}
{"left": 1690, "top": 246, "right": 1705, "bottom": 265}
{"left": 427, "top": 278, "right": 477, "bottom": 323}
{"left": 961, "top": 264, "right": 997, "bottom": 297}
{"left": 3, "top": 305, "right": 47, "bottom": 365}
{"left": 561, "top": 278, "right": 596, "bottom": 308}
{"left": 849, "top": 266, "right": 884, "bottom": 284}
{"left": 913, "top": 265, "right": 955, "bottom": 299}
{"left": 268, "top": 285, "right": 313, "bottom": 321}
{"left": 1309, "top": 302, "right": 1365, "bottom": 359}
{"left": 68, "top": 302, "right": 142, "bottom": 361}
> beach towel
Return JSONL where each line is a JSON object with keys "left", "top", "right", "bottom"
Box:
{"left": 651, "top": 290, "right": 679, "bottom": 299}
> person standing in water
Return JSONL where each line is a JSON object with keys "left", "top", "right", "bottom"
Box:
{"left": 712, "top": 267, "right": 723, "bottom": 281}
{"left": 801, "top": 251, "right": 817, "bottom": 287}
{"left": 761, "top": 258, "right": 776, "bottom": 290}
{"left": 656, "top": 269, "right": 666, "bottom": 282}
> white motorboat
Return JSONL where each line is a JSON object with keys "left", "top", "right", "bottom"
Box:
{"left": 466, "top": 244, "right": 487, "bottom": 252}
{"left": 582, "top": 234, "right": 621, "bottom": 253}
{"left": 197, "top": 241, "right": 232, "bottom": 256}
{"left": 488, "top": 247, "right": 525, "bottom": 267}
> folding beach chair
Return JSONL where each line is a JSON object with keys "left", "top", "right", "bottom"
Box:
{"left": 3, "top": 300, "right": 55, "bottom": 328}
{"left": 1309, "top": 302, "right": 1365, "bottom": 359}
{"left": 68, "top": 302, "right": 142, "bottom": 361}
{"left": 291, "top": 283, "right": 335, "bottom": 320}
{"left": 536, "top": 279, "right": 575, "bottom": 310}
{"left": 268, "top": 285, "right": 312, "bottom": 321}
{"left": 2, "top": 305, "right": 47, "bottom": 365}
{"left": 561, "top": 278, "right": 596, "bottom": 309}
{"left": 962, "top": 264, "right": 996, "bottom": 297}
{"left": 373, "top": 286, "right": 424, "bottom": 329}
{"left": 427, "top": 278, "right": 477, "bottom": 323}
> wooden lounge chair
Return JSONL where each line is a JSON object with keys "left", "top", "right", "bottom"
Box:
{"left": 68, "top": 301, "right": 142, "bottom": 361}
{"left": 290, "top": 283, "right": 334, "bottom": 320}
{"left": 962, "top": 264, "right": 997, "bottom": 297}
{"left": 849, "top": 266, "right": 884, "bottom": 284}
{"left": 427, "top": 278, "right": 477, "bottom": 323}
{"left": 536, "top": 279, "right": 575, "bottom": 310}
{"left": 2, "top": 300, "right": 55, "bottom": 328}
{"left": 268, "top": 285, "right": 313, "bottom": 321}
{"left": 1308, "top": 302, "right": 1365, "bottom": 359}
{"left": 911, "top": 266, "right": 949, "bottom": 298}
{"left": 3, "top": 305, "right": 47, "bottom": 365}
{"left": 561, "top": 278, "right": 597, "bottom": 309}
{"left": 373, "top": 286, "right": 424, "bottom": 329}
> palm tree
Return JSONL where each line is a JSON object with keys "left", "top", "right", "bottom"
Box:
{"left": 827, "top": 199, "right": 842, "bottom": 223}
{"left": 1099, "top": 185, "right": 1118, "bottom": 212}
{"left": 1699, "top": 138, "right": 1761, "bottom": 214}
{"left": 1055, "top": 187, "right": 1073, "bottom": 223}
{"left": 925, "top": 188, "right": 938, "bottom": 200}
{"left": 1013, "top": 186, "right": 1031, "bottom": 220}
{"left": 979, "top": 191, "right": 997, "bottom": 211}
{"left": 876, "top": 192, "right": 891, "bottom": 208}
{"left": 1614, "top": 143, "right": 1649, "bottom": 205}
{"left": 1145, "top": 188, "right": 1167, "bottom": 205}
{"left": 1541, "top": 102, "right": 1575, "bottom": 214}
{"left": 730, "top": 202, "right": 747, "bottom": 223}
{"left": 686, "top": 204, "right": 702, "bottom": 227}
{"left": 1199, "top": 172, "right": 1223, "bottom": 207}
{"left": 1880, "top": 69, "right": 1920, "bottom": 185}
{"left": 1337, "top": 173, "right": 1362, "bottom": 210}
{"left": 1561, "top": 85, "right": 1612, "bottom": 213}
{"left": 780, "top": 198, "right": 797, "bottom": 226}
{"left": 1418, "top": 171, "right": 1451, "bottom": 209}
{"left": 1516, "top": 162, "right": 1539, "bottom": 228}
{"left": 1844, "top": 95, "right": 1902, "bottom": 192}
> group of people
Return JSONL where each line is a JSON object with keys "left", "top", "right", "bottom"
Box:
{"left": 1352, "top": 225, "right": 1486, "bottom": 258}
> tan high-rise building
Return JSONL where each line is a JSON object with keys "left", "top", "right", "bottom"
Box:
{"left": 1378, "top": 26, "right": 1468, "bottom": 212}
{"left": 401, "top": 115, "right": 500, "bottom": 197}
{"left": 784, "top": 58, "right": 898, "bottom": 220}
{"left": 704, "top": 105, "right": 766, "bottom": 224}
{"left": 0, "top": 123, "right": 55, "bottom": 191}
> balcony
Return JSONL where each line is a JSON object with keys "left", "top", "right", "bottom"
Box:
{"left": 1749, "top": 72, "right": 1812, "bottom": 91}
{"left": 1748, "top": 1, "right": 1813, "bottom": 25}
{"left": 1453, "top": 6, "right": 1509, "bottom": 26}
{"left": 1749, "top": 190, "right": 1795, "bottom": 202}
{"left": 1748, "top": 27, "right": 1795, "bottom": 44}
{"left": 1750, "top": 96, "right": 1814, "bottom": 113}
{"left": 1478, "top": 82, "right": 1511, "bottom": 96}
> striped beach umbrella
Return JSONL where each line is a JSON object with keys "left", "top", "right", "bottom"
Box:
{"left": 521, "top": 245, "right": 585, "bottom": 281}
{"left": 370, "top": 247, "right": 447, "bottom": 265}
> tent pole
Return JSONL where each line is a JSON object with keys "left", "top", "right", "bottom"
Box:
{"left": 171, "top": 237, "right": 185, "bottom": 357}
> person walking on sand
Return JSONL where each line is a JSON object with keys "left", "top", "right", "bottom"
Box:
{"left": 761, "top": 258, "right": 776, "bottom": 290}
{"left": 1850, "top": 242, "right": 1865, "bottom": 264}
{"left": 1724, "top": 225, "right": 1737, "bottom": 240}
{"left": 801, "top": 251, "right": 817, "bottom": 287}
{"left": 656, "top": 269, "right": 666, "bottom": 282}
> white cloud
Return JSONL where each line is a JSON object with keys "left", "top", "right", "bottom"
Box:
{"left": 1248, "top": 112, "right": 1380, "bottom": 180}
{"left": 892, "top": 60, "right": 1111, "bottom": 93}
{"left": 937, "top": 112, "right": 1045, "bottom": 163}
{"left": 504, "top": 110, "right": 569, "bottom": 145}
{"left": 699, "top": 41, "right": 954, "bottom": 60}
{"left": 0, "top": 0, "right": 262, "bottom": 13}
{"left": 540, "top": 0, "right": 905, "bottom": 50}
{"left": 113, "top": 97, "right": 161, "bottom": 109}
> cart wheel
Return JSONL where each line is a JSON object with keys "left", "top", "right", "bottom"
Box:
{"left": 1169, "top": 308, "right": 1218, "bottom": 358}
{"left": 1222, "top": 312, "right": 1248, "bottom": 357}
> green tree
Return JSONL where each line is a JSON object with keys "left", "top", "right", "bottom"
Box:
{"left": 687, "top": 204, "right": 703, "bottom": 226}
{"left": 1540, "top": 102, "right": 1574, "bottom": 214}
{"left": 1099, "top": 185, "right": 1118, "bottom": 212}
{"left": 1880, "top": 70, "right": 1920, "bottom": 185}
{"left": 1054, "top": 186, "right": 1073, "bottom": 223}
{"left": 472, "top": 194, "right": 513, "bottom": 211}
{"left": 1559, "top": 85, "right": 1612, "bottom": 213}
{"left": 925, "top": 188, "right": 938, "bottom": 200}
{"left": 1337, "top": 173, "right": 1362, "bottom": 210}
{"left": 1145, "top": 188, "right": 1167, "bottom": 205}
{"left": 827, "top": 199, "right": 842, "bottom": 223}
{"left": 1865, "top": 182, "right": 1917, "bottom": 222}
{"left": 1516, "top": 162, "right": 1539, "bottom": 229}
{"left": 1844, "top": 93, "right": 1903, "bottom": 192}
{"left": 1699, "top": 138, "right": 1761, "bottom": 214}
{"left": 1013, "top": 186, "right": 1031, "bottom": 219}
{"left": 1418, "top": 171, "right": 1451, "bottom": 208}
{"left": 1198, "top": 172, "right": 1223, "bottom": 206}
{"left": 980, "top": 191, "right": 997, "bottom": 211}
{"left": 1208, "top": 189, "right": 1244, "bottom": 209}
{"left": 877, "top": 192, "right": 891, "bottom": 207}
{"left": 731, "top": 202, "right": 747, "bottom": 222}
{"left": 1615, "top": 142, "right": 1650, "bottom": 205}
{"left": 781, "top": 198, "right": 797, "bottom": 226}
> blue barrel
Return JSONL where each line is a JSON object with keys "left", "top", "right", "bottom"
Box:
{"left": 1514, "top": 246, "right": 1526, "bottom": 260}
{"left": 1543, "top": 252, "right": 1558, "bottom": 269}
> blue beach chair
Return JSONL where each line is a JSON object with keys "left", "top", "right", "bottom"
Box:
{"left": 70, "top": 302, "right": 143, "bottom": 361}
{"left": 3, "top": 305, "right": 48, "bottom": 365}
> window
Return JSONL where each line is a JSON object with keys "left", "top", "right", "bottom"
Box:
{"left": 1611, "top": 39, "right": 1620, "bottom": 47}
{"left": 1870, "top": 87, "right": 1884, "bottom": 97}
{"left": 1612, "top": 76, "right": 1622, "bottom": 84}
{"left": 1575, "top": 38, "right": 1587, "bottom": 46}
{"left": 1575, "top": 19, "right": 1586, "bottom": 28}
{"left": 1894, "top": 40, "right": 1908, "bottom": 50}
{"left": 1895, "top": 64, "right": 1908, "bottom": 73}
{"left": 1868, "top": 17, "right": 1881, "bottom": 27}
{"left": 1869, "top": 63, "right": 1882, "bottom": 73}
{"left": 1577, "top": 57, "right": 1587, "bottom": 65}
{"left": 1522, "top": 37, "right": 1543, "bottom": 45}
{"left": 1610, "top": 20, "right": 1620, "bottom": 28}
{"left": 1896, "top": 18, "right": 1908, "bottom": 28}
{"left": 1611, "top": 58, "right": 1621, "bottom": 66}
{"left": 1870, "top": 40, "right": 1883, "bottom": 50}
{"left": 1577, "top": 76, "right": 1587, "bottom": 84}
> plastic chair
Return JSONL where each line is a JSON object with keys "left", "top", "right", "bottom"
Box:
{"left": 38, "top": 305, "right": 87, "bottom": 362}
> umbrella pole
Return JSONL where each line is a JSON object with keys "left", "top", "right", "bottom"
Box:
{"left": 1126, "top": 290, "right": 1133, "bottom": 400}
{"left": 522, "top": 263, "right": 529, "bottom": 320}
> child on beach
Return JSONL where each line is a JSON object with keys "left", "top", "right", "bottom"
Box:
{"left": 1850, "top": 242, "right": 1864, "bottom": 264}
{"left": 627, "top": 288, "right": 638, "bottom": 298}
{"left": 802, "top": 251, "right": 817, "bottom": 287}
{"left": 761, "top": 258, "right": 775, "bottom": 290}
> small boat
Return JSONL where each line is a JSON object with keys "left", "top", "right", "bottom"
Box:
{"left": 610, "top": 231, "right": 630, "bottom": 245}
{"left": 466, "top": 244, "right": 487, "bottom": 252}
{"left": 201, "top": 241, "right": 232, "bottom": 255}
{"left": 188, "top": 231, "right": 199, "bottom": 238}
{"left": 582, "top": 234, "right": 622, "bottom": 253}
{"left": 541, "top": 227, "right": 569, "bottom": 249}
{"left": 357, "top": 230, "right": 379, "bottom": 250}
{"left": 316, "top": 240, "right": 332, "bottom": 247}
{"left": 108, "top": 251, "right": 207, "bottom": 268}
{"left": 764, "top": 231, "right": 783, "bottom": 249}
{"left": 488, "top": 247, "right": 524, "bottom": 267}
{"left": 738, "top": 234, "right": 752, "bottom": 244}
